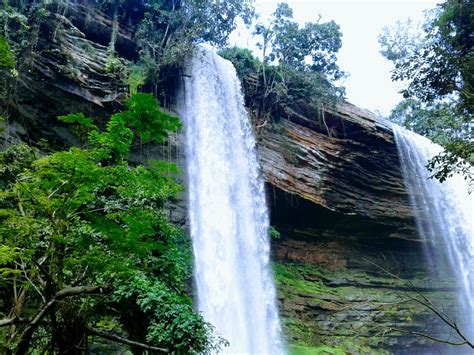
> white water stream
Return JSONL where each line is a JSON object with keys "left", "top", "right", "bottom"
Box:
{"left": 178, "top": 45, "right": 285, "bottom": 354}
{"left": 393, "top": 125, "right": 474, "bottom": 340}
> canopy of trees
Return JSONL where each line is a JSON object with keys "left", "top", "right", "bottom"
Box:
{"left": 379, "top": 0, "right": 473, "bottom": 184}
{"left": 221, "top": 3, "right": 345, "bottom": 126}
{"left": 0, "top": 94, "right": 223, "bottom": 353}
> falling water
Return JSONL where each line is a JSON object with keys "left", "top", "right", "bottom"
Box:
{"left": 393, "top": 124, "right": 474, "bottom": 340}
{"left": 178, "top": 45, "right": 284, "bottom": 354}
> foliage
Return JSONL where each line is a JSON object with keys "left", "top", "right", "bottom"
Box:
{"left": 0, "top": 35, "right": 15, "bottom": 68}
{"left": 58, "top": 112, "right": 98, "bottom": 141}
{"left": 220, "top": 3, "right": 345, "bottom": 127}
{"left": 427, "top": 140, "right": 474, "bottom": 183}
{"left": 0, "top": 141, "right": 37, "bottom": 189}
{"left": 389, "top": 99, "right": 468, "bottom": 145}
{"left": 220, "top": 46, "right": 259, "bottom": 79}
{"left": 0, "top": 0, "right": 47, "bottom": 69}
{"left": 254, "top": 3, "right": 345, "bottom": 81}
{"left": 104, "top": 55, "right": 127, "bottom": 76}
{"left": 127, "top": 66, "right": 146, "bottom": 95}
{"left": 380, "top": 0, "right": 473, "bottom": 184}
{"left": 0, "top": 94, "right": 217, "bottom": 353}
{"left": 389, "top": 99, "right": 473, "bottom": 184}
{"left": 378, "top": 18, "right": 425, "bottom": 63}
{"left": 269, "top": 226, "right": 281, "bottom": 240}
{"left": 221, "top": 46, "right": 344, "bottom": 128}
{"left": 1, "top": 0, "right": 254, "bottom": 105}
{"left": 114, "top": 93, "right": 182, "bottom": 144}
{"left": 135, "top": 0, "right": 255, "bottom": 92}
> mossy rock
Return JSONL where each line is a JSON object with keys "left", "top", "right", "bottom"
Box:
{"left": 274, "top": 261, "right": 458, "bottom": 353}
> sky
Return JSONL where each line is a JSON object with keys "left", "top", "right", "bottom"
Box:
{"left": 229, "top": 0, "right": 439, "bottom": 116}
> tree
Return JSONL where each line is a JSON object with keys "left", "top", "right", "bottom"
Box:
{"left": 389, "top": 99, "right": 465, "bottom": 145}
{"left": 221, "top": 3, "right": 345, "bottom": 128}
{"left": 254, "top": 2, "right": 344, "bottom": 82}
{"left": 379, "top": 0, "right": 473, "bottom": 184}
{"left": 0, "top": 94, "right": 220, "bottom": 354}
{"left": 135, "top": 0, "right": 255, "bottom": 96}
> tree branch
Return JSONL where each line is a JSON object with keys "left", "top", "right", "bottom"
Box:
{"left": 87, "top": 327, "right": 169, "bottom": 353}
{"left": 0, "top": 317, "right": 27, "bottom": 327}
{"left": 15, "top": 284, "right": 112, "bottom": 355}
{"left": 362, "top": 258, "right": 474, "bottom": 349}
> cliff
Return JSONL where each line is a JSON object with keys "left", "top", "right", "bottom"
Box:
{"left": 258, "top": 102, "right": 414, "bottom": 234}
{"left": 0, "top": 3, "right": 456, "bottom": 353}
{"left": 255, "top": 104, "right": 456, "bottom": 353}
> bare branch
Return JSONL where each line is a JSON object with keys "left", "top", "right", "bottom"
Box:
{"left": 379, "top": 324, "right": 471, "bottom": 348}
{"left": 0, "top": 317, "right": 27, "bottom": 327}
{"left": 87, "top": 327, "right": 169, "bottom": 353}
{"left": 361, "top": 258, "right": 474, "bottom": 349}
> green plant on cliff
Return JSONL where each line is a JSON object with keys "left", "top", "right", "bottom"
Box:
{"left": 134, "top": 0, "right": 255, "bottom": 98}
{"left": 0, "top": 0, "right": 47, "bottom": 68}
{"left": 269, "top": 226, "right": 281, "bottom": 240}
{"left": 0, "top": 36, "right": 15, "bottom": 68}
{"left": 127, "top": 66, "right": 146, "bottom": 95}
{"left": 0, "top": 93, "right": 221, "bottom": 354}
{"left": 0, "top": 0, "right": 255, "bottom": 104}
{"left": 221, "top": 3, "right": 345, "bottom": 128}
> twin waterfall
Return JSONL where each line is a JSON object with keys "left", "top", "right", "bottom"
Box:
{"left": 393, "top": 125, "right": 474, "bottom": 340}
{"left": 176, "top": 44, "right": 473, "bottom": 352}
{"left": 178, "top": 46, "right": 285, "bottom": 354}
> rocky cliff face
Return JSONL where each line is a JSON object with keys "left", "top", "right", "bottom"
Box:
{"left": 258, "top": 102, "right": 414, "bottom": 234}
{"left": 0, "top": 3, "right": 457, "bottom": 353}
{"left": 0, "top": 1, "right": 129, "bottom": 148}
{"left": 254, "top": 106, "right": 457, "bottom": 353}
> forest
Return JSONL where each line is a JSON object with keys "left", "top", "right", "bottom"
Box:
{"left": 0, "top": 0, "right": 472, "bottom": 354}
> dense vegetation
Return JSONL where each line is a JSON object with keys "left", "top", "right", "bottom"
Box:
{"left": 0, "top": 1, "right": 258, "bottom": 352}
{"left": 0, "top": 0, "right": 254, "bottom": 106}
{"left": 221, "top": 3, "right": 345, "bottom": 127}
{"left": 380, "top": 0, "right": 473, "bottom": 184}
{"left": 0, "top": 94, "right": 227, "bottom": 353}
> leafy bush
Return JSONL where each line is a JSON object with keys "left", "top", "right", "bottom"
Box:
{"left": 0, "top": 94, "right": 217, "bottom": 353}
{"left": 220, "top": 46, "right": 259, "bottom": 78}
{"left": 0, "top": 36, "right": 15, "bottom": 68}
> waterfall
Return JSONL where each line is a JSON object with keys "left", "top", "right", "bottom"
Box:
{"left": 177, "top": 45, "right": 285, "bottom": 354}
{"left": 393, "top": 125, "right": 474, "bottom": 340}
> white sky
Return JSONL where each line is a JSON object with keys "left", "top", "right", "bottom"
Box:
{"left": 229, "top": 0, "right": 438, "bottom": 116}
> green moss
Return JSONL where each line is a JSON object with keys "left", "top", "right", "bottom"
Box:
{"left": 283, "top": 319, "right": 318, "bottom": 346}
{"left": 273, "top": 262, "right": 339, "bottom": 298}
{"left": 289, "top": 341, "right": 382, "bottom": 355}
{"left": 274, "top": 261, "right": 456, "bottom": 353}
{"left": 289, "top": 344, "right": 344, "bottom": 355}
{"left": 0, "top": 36, "right": 15, "bottom": 68}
